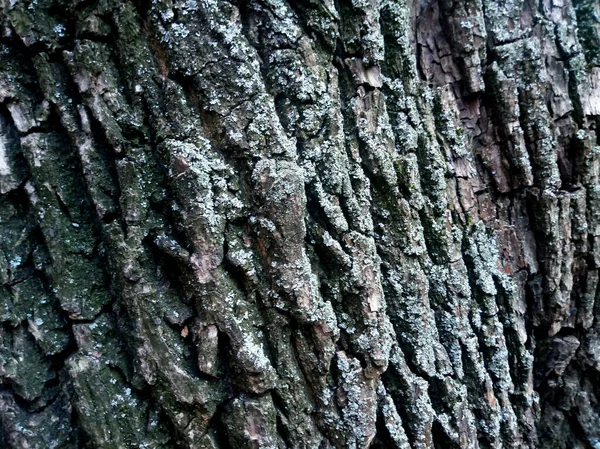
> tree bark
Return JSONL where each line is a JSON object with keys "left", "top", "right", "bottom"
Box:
{"left": 0, "top": 0, "right": 599, "bottom": 447}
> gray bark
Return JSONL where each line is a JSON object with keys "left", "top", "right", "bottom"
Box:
{"left": 0, "top": 0, "right": 599, "bottom": 448}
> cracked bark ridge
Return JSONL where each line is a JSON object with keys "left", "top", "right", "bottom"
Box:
{"left": 0, "top": 0, "right": 599, "bottom": 448}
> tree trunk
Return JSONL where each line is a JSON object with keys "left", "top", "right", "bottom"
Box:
{"left": 0, "top": 0, "right": 599, "bottom": 447}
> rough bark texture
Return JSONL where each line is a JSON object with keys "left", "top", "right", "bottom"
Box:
{"left": 0, "top": 0, "right": 599, "bottom": 447}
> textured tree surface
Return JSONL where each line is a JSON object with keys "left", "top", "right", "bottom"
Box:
{"left": 0, "top": 0, "right": 599, "bottom": 447}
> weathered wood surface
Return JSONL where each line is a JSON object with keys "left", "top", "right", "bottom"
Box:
{"left": 0, "top": 0, "right": 599, "bottom": 447}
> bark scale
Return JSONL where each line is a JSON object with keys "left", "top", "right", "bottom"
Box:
{"left": 0, "top": 0, "right": 599, "bottom": 448}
